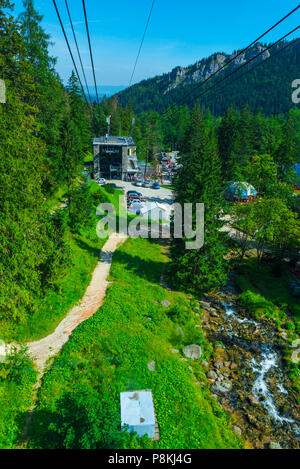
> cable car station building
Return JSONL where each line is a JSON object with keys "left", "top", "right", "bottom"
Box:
{"left": 93, "top": 135, "right": 140, "bottom": 181}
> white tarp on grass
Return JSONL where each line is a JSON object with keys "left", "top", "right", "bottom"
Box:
{"left": 120, "top": 390, "right": 155, "bottom": 438}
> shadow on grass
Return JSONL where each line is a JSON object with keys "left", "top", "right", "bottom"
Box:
{"left": 112, "top": 249, "right": 165, "bottom": 284}
{"left": 74, "top": 237, "right": 101, "bottom": 258}
{"left": 24, "top": 408, "right": 63, "bottom": 449}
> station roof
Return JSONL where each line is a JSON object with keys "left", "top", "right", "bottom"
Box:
{"left": 92, "top": 136, "right": 136, "bottom": 146}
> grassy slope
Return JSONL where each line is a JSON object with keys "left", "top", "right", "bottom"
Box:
{"left": 0, "top": 182, "right": 122, "bottom": 343}
{"left": 29, "top": 238, "right": 242, "bottom": 449}
{"left": 0, "top": 182, "right": 125, "bottom": 448}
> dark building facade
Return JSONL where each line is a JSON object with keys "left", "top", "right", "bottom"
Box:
{"left": 93, "top": 136, "right": 140, "bottom": 181}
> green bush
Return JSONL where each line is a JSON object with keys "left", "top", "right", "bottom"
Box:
{"left": 103, "top": 184, "right": 115, "bottom": 194}
{"left": 167, "top": 305, "right": 192, "bottom": 323}
{"left": 239, "top": 290, "right": 286, "bottom": 321}
{"left": 284, "top": 321, "right": 295, "bottom": 332}
{"left": 0, "top": 348, "right": 37, "bottom": 448}
{"left": 68, "top": 185, "right": 94, "bottom": 233}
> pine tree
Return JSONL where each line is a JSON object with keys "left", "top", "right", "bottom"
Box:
{"left": 91, "top": 103, "right": 106, "bottom": 136}
{"left": 217, "top": 105, "right": 239, "bottom": 180}
{"left": 235, "top": 105, "right": 255, "bottom": 176}
{"left": 170, "top": 104, "right": 228, "bottom": 293}
{"left": 18, "top": 0, "right": 69, "bottom": 194}
{"left": 67, "top": 71, "right": 90, "bottom": 152}
{"left": 275, "top": 115, "right": 297, "bottom": 182}
{"left": 122, "top": 99, "right": 134, "bottom": 135}
{"left": 0, "top": 0, "right": 53, "bottom": 321}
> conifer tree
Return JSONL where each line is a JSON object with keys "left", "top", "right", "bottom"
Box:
{"left": 91, "top": 103, "right": 107, "bottom": 136}
{"left": 18, "top": 0, "right": 69, "bottom": 193}
{"left": 170, "top": 104, "right": 228, "bottom": 293}
{"left": 217, "top": 105, "right": 239, "bottom": 180}
{"left": 0, "top": 0, "right": 53, "bottom": 321}
{"left": 275, "top": 115, "right": 297, "bottom": 182}
{"left": 235, "top": 105, "right": 255, "bottom": 172}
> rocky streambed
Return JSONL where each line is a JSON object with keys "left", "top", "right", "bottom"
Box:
{"left": 200, "top": 286, "right": 300, "bottom": 449}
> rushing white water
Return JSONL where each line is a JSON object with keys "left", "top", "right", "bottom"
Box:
{"left": 277, "top": 383, "right": 288, "bottom": 395}
{"left": 249, "top": 348, "right": 295, "bottom": 424}
{"left": 222, "top": 301, "right": 258, "bottom": 326}
{"left": 222, "top": 299, "right": 299, "bottom": 431}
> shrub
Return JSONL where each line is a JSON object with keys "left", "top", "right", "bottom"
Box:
{"left": 0, "top": 348, "right": 37, "bottom": 448}
{"left": 239, "top": 290, "right": 286, "bottom": 321}
{"left": 284, "top": 321, "right": 295, "bottom": 332}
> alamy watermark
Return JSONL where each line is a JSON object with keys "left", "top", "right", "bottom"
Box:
{"left": 0, "top": 340, "right": 6, "bottom": 364}
{"left": 96, "top": 196, "right": 204, "bottom": 250}
{"left": 291, "top": 79, "right": 300, "bottom": 104}
{"left": 0, "top": 79, "right": 6, "bottom": 104}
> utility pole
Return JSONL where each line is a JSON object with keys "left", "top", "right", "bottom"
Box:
{"left": 106, "top": 115, "right": 111, "bottom": 137}
{"left": 144, "top": 125, "right": 151, "bottom": 181}
{"left": 130, "top": 117, "right": 135, "bottom": 137}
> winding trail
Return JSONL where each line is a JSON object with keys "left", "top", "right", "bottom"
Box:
{"left": 19, "top": 233, "right": 127, "bottom": 445}
{"left": 27, "top": 233, "right": 127, "bottom": 369}
{"left": 19, "top": 179, "right": 173, "bottom": 443}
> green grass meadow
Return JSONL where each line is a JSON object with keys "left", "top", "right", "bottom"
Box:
{"left": 28, "top": 237, "right": 242, "bottom": 449}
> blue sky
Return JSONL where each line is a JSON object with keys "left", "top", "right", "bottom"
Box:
{"left": 12, "top": 0, "right": 300, "bottom": 88}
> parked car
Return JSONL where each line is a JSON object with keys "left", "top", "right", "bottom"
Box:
{"left": 128, "top": 191, "right": 143, "bottom": 198}
{"left": 97, "top": 177, "right": 106, "bottom": 185}
{"left": 128, "top": 195, "right": 147, "bottom": 202}
{"left": 152, "top": 182, "right": 160, "bottom": 189}
{"left": 130, "top": 199, "right": 146, "bottom": 207}
{"left": 127, "top": 191, "right": 140, "bottom": 197}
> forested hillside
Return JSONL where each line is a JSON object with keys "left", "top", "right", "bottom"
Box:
{"left": 0, "top": 0, "right": 93, "bottom": 329}
{"left": 1, "top": 0, "right": 300, "bottom": 450}
{"left": 115, "top": 39, "right": 300, "bottom": 116}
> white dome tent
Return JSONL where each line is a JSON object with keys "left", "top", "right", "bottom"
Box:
{"left": 225, "top": 181, "right": 257, "bottom": 202}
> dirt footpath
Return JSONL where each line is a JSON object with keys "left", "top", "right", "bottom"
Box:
{"left": 27, "top": 233, "right": 127, "bottom": 369}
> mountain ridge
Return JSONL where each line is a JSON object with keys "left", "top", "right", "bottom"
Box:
{"left": 115, "top": 39, "right": 300, "bottom": 116}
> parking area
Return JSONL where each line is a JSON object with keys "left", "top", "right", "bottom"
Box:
{"left": 106, "top": 179, "right": 174, "bottom": 214}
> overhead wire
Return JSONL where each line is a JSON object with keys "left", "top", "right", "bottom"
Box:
{"left": 65, "top": 0, "right": 92, "bottom": 104}
{"left": 82, "top": 0, "right": 100, "bottom": 104}
{"left": 161, "top": 5, "right": 300, "bottom": 120}
{"left": 128, "top": 0, "right": 156, "bottom": 87}
{"left": 52, "top": 0, "right": 88, "bottom": 104}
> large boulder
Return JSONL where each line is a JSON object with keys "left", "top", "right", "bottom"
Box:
{"left": 248, "top": 395, "right": 260, "bottom": 406}
{"left": 199, "top": 301, "right": 211, "bottom": 309}
{"left": 147, "top": 360, "right": 156, "bottom": 371}
{"left": 182, "top": 344, "right": 202, "bottom": 360}
{"left": 207, "top": 370, "right": 218, "bottom": 380}
{"left": 211, "top": 381, "right": 232, "bottom": 395}
{"left": 233, "top": 426, "right": 242, "bottom": 436}
{"left": 269, "top": 442, "right": 282, "bottom": 450}
{"left": 161, "top": 300, "right": 171, "bottom": 307}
